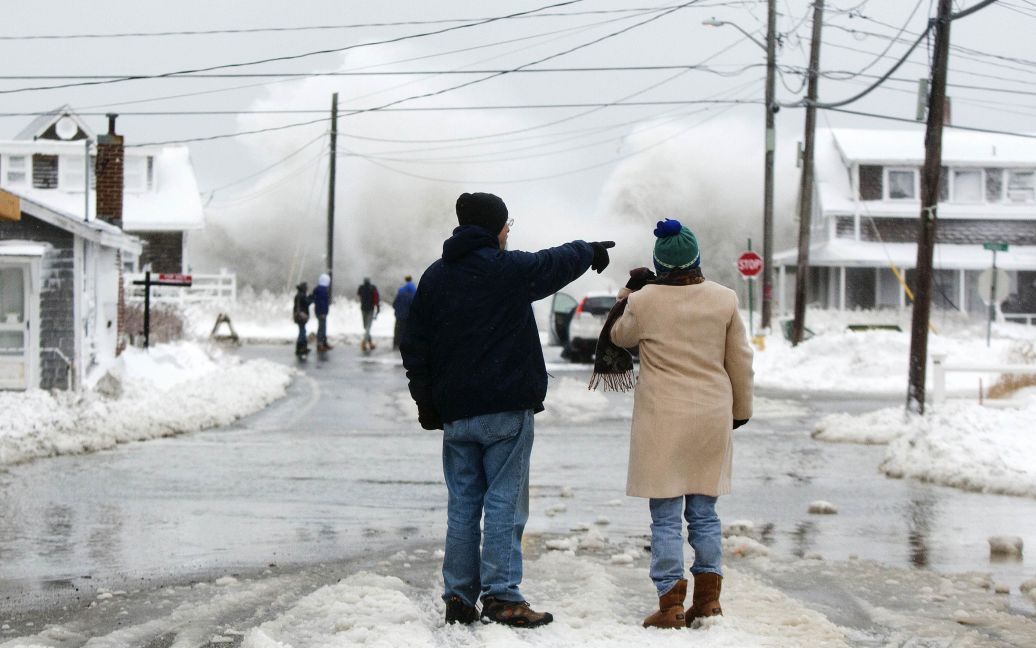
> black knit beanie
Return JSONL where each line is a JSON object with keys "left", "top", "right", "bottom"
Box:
{"left": 456, "top": 192, "right": 508, "bottom": 234}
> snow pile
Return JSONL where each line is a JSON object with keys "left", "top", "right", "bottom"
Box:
{"left": 813, "top": 408, "right": 922, "bottom": 444}
{"left": 539, "top": 377, "right": 620, "bottom": 424}
{"left": 242, "top": 552, "right": 851, "bottom": 648}
{"left": 879, "top": 401, "right": 1036, "bottom": 498}
{"left": 182, "top": 289, "right": 396, "bottom": 343}
{"left": 0, "top": 342, "right": 293, "bottom": 465}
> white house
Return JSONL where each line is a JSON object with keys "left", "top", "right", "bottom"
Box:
{"left": 0, "top": 106, "right": 204, "bottom": 273}
{"left": 774, "top": 128, "right": 1036, "bottom": 318}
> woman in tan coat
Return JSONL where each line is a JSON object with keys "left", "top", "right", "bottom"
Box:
{"left": 605, "top": 219, "right": 753, "bottom": 629}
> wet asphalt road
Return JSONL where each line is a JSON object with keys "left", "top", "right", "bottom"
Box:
{"left": 1, "top": 343, "right": 1034, "bottom": 618}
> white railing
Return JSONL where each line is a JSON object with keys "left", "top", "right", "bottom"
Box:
{"left": 1004, "top": 313, "right": 1036, "bottom": 326}
{"left": 931, "top": 353, "right": 1036, "bottom": 405}
{"left": 124, "top": 270, "right": 237, "bottom": 305}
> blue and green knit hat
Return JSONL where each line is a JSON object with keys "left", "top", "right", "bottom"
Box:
{"left": 652, "top": 218, "right": 700, "bottom": 274}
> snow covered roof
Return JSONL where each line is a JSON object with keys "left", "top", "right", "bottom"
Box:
{"left": 774, "top": 238, "right": 1036, "bottom": 271}
{"left": 13, "top": 105, "right": 94, "bottom": 141}
{"left": 5, "top": 145, "right": 205, "bottom": 232}
{"left": 2, "top": 189, "right": 142, "bottom": 254}
{"left": 0, "top": 240, "right": 48, "bottom": 257}
{"left": 829, "top": 128, "right": 1036, "bottom": 166}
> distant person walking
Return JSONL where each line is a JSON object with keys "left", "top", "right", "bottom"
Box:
{"left": 401, "top": 191, "right": 614, "bottom": 628}
{"left": 391, "top": 275, "right": 417, "bottom": 351}
{"left": 595, "top": 219, "right": 753, "bottom": 629}
{"left": 357, "top": 277, "right": 380, "bottom": 352}
{"left": 310, "top": 273, "right": 333, "bottom": 352}
{"left": 293, "top": 281, "right": 310, "bottom": 357}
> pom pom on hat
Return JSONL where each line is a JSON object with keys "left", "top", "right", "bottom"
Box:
{"left": 654, "top": 218, "right": 683, "bottom": 238}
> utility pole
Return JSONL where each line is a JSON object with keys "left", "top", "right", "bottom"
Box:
{"left": 907, "top": 0, "right": 953, "bottom": 415}
{"left": 327, "top": 92, "right": 338, "bottom": 295}
{"left": 761, "top": 0, "right": 777, "bottom": 331}
{"left": 790, "top": 0, "right": 824, "bottom": 345}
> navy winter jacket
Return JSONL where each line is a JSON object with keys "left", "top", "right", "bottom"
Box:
{"left": 401, "top": 225, "right": 594, "bottom": 424}
{"left": 310, "top": 285, "right": 330, "bottom": 316}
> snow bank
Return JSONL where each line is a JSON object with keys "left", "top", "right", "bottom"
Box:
{"left": 182, "top": 290, "right": 396, "bottom": 343}
{"left": 813, "top": 408, "right": 923, "bottom": 444}
{"left": 0, "top": 342, "right": 293, "bottom": 465}
{"left": 242, "top": 552, "right": 850, "bottom": 648}
{"left": 878, "top": 401, "right": 1036, "bottom": 498}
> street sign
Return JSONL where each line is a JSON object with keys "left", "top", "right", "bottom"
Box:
{"left": 983, "top": 242, "right": 1009, "bottom": 252}
{"left": 157, "top": 273, "right": 192, "bottom": 287}
{"left": 736, "top": 251, "right": 764, "bottom": 279}
{"left": 977, "top": 268, "right": 1010, "bottom": 305}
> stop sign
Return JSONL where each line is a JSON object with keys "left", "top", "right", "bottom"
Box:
{"left": 737, "top": 251, "right": 763, "bottom": 279}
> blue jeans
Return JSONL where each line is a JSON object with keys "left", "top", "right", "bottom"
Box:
{"left": 441, "top": 410, "right": 534, "bottom": 606}
{"left": 296, "top": 322, "right": 307, "bottom": 348}
{"left": 316, "top": 315, "right": 327, "bottom": 345}
{"left": 649, "top": 495, "right": 722, "bottom": 597}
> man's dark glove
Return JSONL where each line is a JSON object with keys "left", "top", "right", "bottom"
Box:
{"left": 418, "top": 403, "right": 443, "bottom": 430}
{"left": 625, "top": 267, "right": 656, "bottom": 292}
{"left": 733, "top": 418, "right": 749, "bottom": 429}
{"left": 589, "top": 241, "right": 616, "bottom": 273}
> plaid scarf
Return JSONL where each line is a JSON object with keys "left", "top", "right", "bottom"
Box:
{"left": 588, "top": 268, "right": 705, "bottom": 392}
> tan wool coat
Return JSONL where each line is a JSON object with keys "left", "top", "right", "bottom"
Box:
{"left": 610, "top": 280, "right": 754, "bottom": 498}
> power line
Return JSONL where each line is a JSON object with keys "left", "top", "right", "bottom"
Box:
{"left": 818, "top": 106, "right": 1036, "bottom": 139}
{"left": 0, "top": 0, "right": 586, "bottom": 96}
{"left": 200, "top": 132, "right": 327, "bottom": 194}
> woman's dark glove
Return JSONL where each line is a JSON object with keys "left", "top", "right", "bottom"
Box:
{"left": 589, "top": 241, "right": 615, "bottom": 273}
{"left": 733, "top": 418, "right": 749, "bottom": 429}
{"left": 625, "top": 267, "right": 657, "bottom": 291}
{"left": 418, "top": 403, "right": 443, "bottom": 430}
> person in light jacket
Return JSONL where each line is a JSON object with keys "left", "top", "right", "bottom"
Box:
{"left": 608, "top": 219, "right": 754, "bottom": 629}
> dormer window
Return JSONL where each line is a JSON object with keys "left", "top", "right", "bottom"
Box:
{"left": 1007, "top": 170, "right": 1035, "bottom": 203}
{"left": 124, "top": 156, "right": 147, "bottom": 192}
{"left": 60, "top": 155, "right": 96, "bottom": 190}
{"left": 31, "top": 154, "right": 58, "bottom": 189}
{"left": 952, "top": 169, "right": 982, "bottom": 203}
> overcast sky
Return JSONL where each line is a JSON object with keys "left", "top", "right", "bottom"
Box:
{"left": 3, "top": 1, "right": 1032, "bottom": 286}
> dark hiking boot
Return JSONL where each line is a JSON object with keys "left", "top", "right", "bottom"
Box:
{"left": 686, "top": 573, "right": 723, "bottom": 627}
{"left": 642, "top": 579, "right": 686, "bottom": 629}
{"left": 444, "top": 596, "right": 478, "bottom": 625}
{"left": 480, "top": 597, "right": 553, "bottom": 628}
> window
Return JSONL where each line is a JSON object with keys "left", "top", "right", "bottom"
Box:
{"left": 32, "top": 154, "right": 58, "bottom": 189}
{"left": 887, "top": 168, "right": 916, "bottom": 199}
{"left": 1007, "top": 170, "right": 1035, "bottom": 203}
{"left": 985, "top": 168, "right": 1004, "bottom": 202}
{"left": 859, "top": 165, "right": 883, "bottom": 200}
{"left": 124, "top": 156, "right": 146, "bottom": 192}
{"left": 146, "top": 156, "right": 155, "bottom": 190}
{"left": 939, "top": 166, "right": 949, "bottom": 202}
{"left": 5, "top": 155, "right": 26, "bottom": 184}
{"left": 953, "top": 169, "right": 982, "bottom": 203}
{"left": 60, "top": 155, "right": 96, "bottom": 190}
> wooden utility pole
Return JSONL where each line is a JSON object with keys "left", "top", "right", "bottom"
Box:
{"left": 761, "top": 0, "right": 777, "bottom": 330}
{"left": 906, "top": 0, "right": 953, "bottom": 414}
{"left": 327, "top": 92, "right": 338, "bottom": 294}
{"left": 790, "top": 0, "right": 824, "bottom": 345}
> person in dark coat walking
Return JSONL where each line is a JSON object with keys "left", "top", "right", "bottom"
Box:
{"left": 401, "top": 191, "right": 614, "bottom": 628}
{"left": 310, "top": 273, "right": 332, "bottom": 352}
{"left": 293, "top": 282, "right": 310, "bottom": 357}
{"left": 391, "top": 275, "right": 417, "bottom": 350}
{"left": 356, "top": 277, "right": 380, "bottom": 352}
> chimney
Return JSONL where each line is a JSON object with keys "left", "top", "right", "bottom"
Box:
{"left": 95, "top": 113, "right": 124, "bottom": 229}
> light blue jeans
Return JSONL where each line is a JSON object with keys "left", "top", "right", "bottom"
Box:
{"left": 441, "top": 409, "right": 534, "bottom": 607}
{"left": 649, "top": 495, "right": 723, "bottom": 597}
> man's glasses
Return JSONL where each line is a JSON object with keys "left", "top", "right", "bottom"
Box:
{"left": 506, "top": 218, "right": 515, "bottom": 229}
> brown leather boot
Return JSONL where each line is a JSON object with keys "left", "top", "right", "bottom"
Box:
{"left": 642, "top": 579, "right": 687, "bottom": 629}
{"left": 686, "top": 573, "right": 722, "bottom": 627}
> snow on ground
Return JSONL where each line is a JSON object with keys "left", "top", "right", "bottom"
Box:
{"left": 241, "top": 551, "right": 850, "bottom": 648}
{"left": 813, "top": 407, "right": 922, "bottom": 444}
{"left": 183, "top": 288, "right": 396, "bottom": 343}
{"left": 0, "top": 342, "right": 293, "bottom": 465}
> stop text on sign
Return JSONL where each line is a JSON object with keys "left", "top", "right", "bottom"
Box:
{"left": 736, "top": 251, "right": 763, "bottom": 279}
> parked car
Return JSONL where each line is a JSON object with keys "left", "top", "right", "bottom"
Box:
{"left": 549, "top": 290, "right": 622, "bottom": 363}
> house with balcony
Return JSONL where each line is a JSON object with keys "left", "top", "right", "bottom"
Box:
{"left": 774, "top": 128, "right": 1036, "bottom": 317}
{"left": 0, "top": 106, "right": 204, "bottom": 273}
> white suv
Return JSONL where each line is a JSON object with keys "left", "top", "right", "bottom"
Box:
{"left": 549, "top": 291, "right": 619, "bottom": 363}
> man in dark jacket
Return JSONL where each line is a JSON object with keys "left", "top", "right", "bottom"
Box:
{"left": 356, "top": 277, "right": 380, "bottom": 351}
{"left": 293, "top": 282, "right": 310, "bottom": 357}
{"left": 401, "top": 191, "right": 613, "bottom": 628}
{"left": 309, "top": 273, "right": 332, "bottom": 352}
{"left": 391, "top": 275, "right": 416, "bottom": 351}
